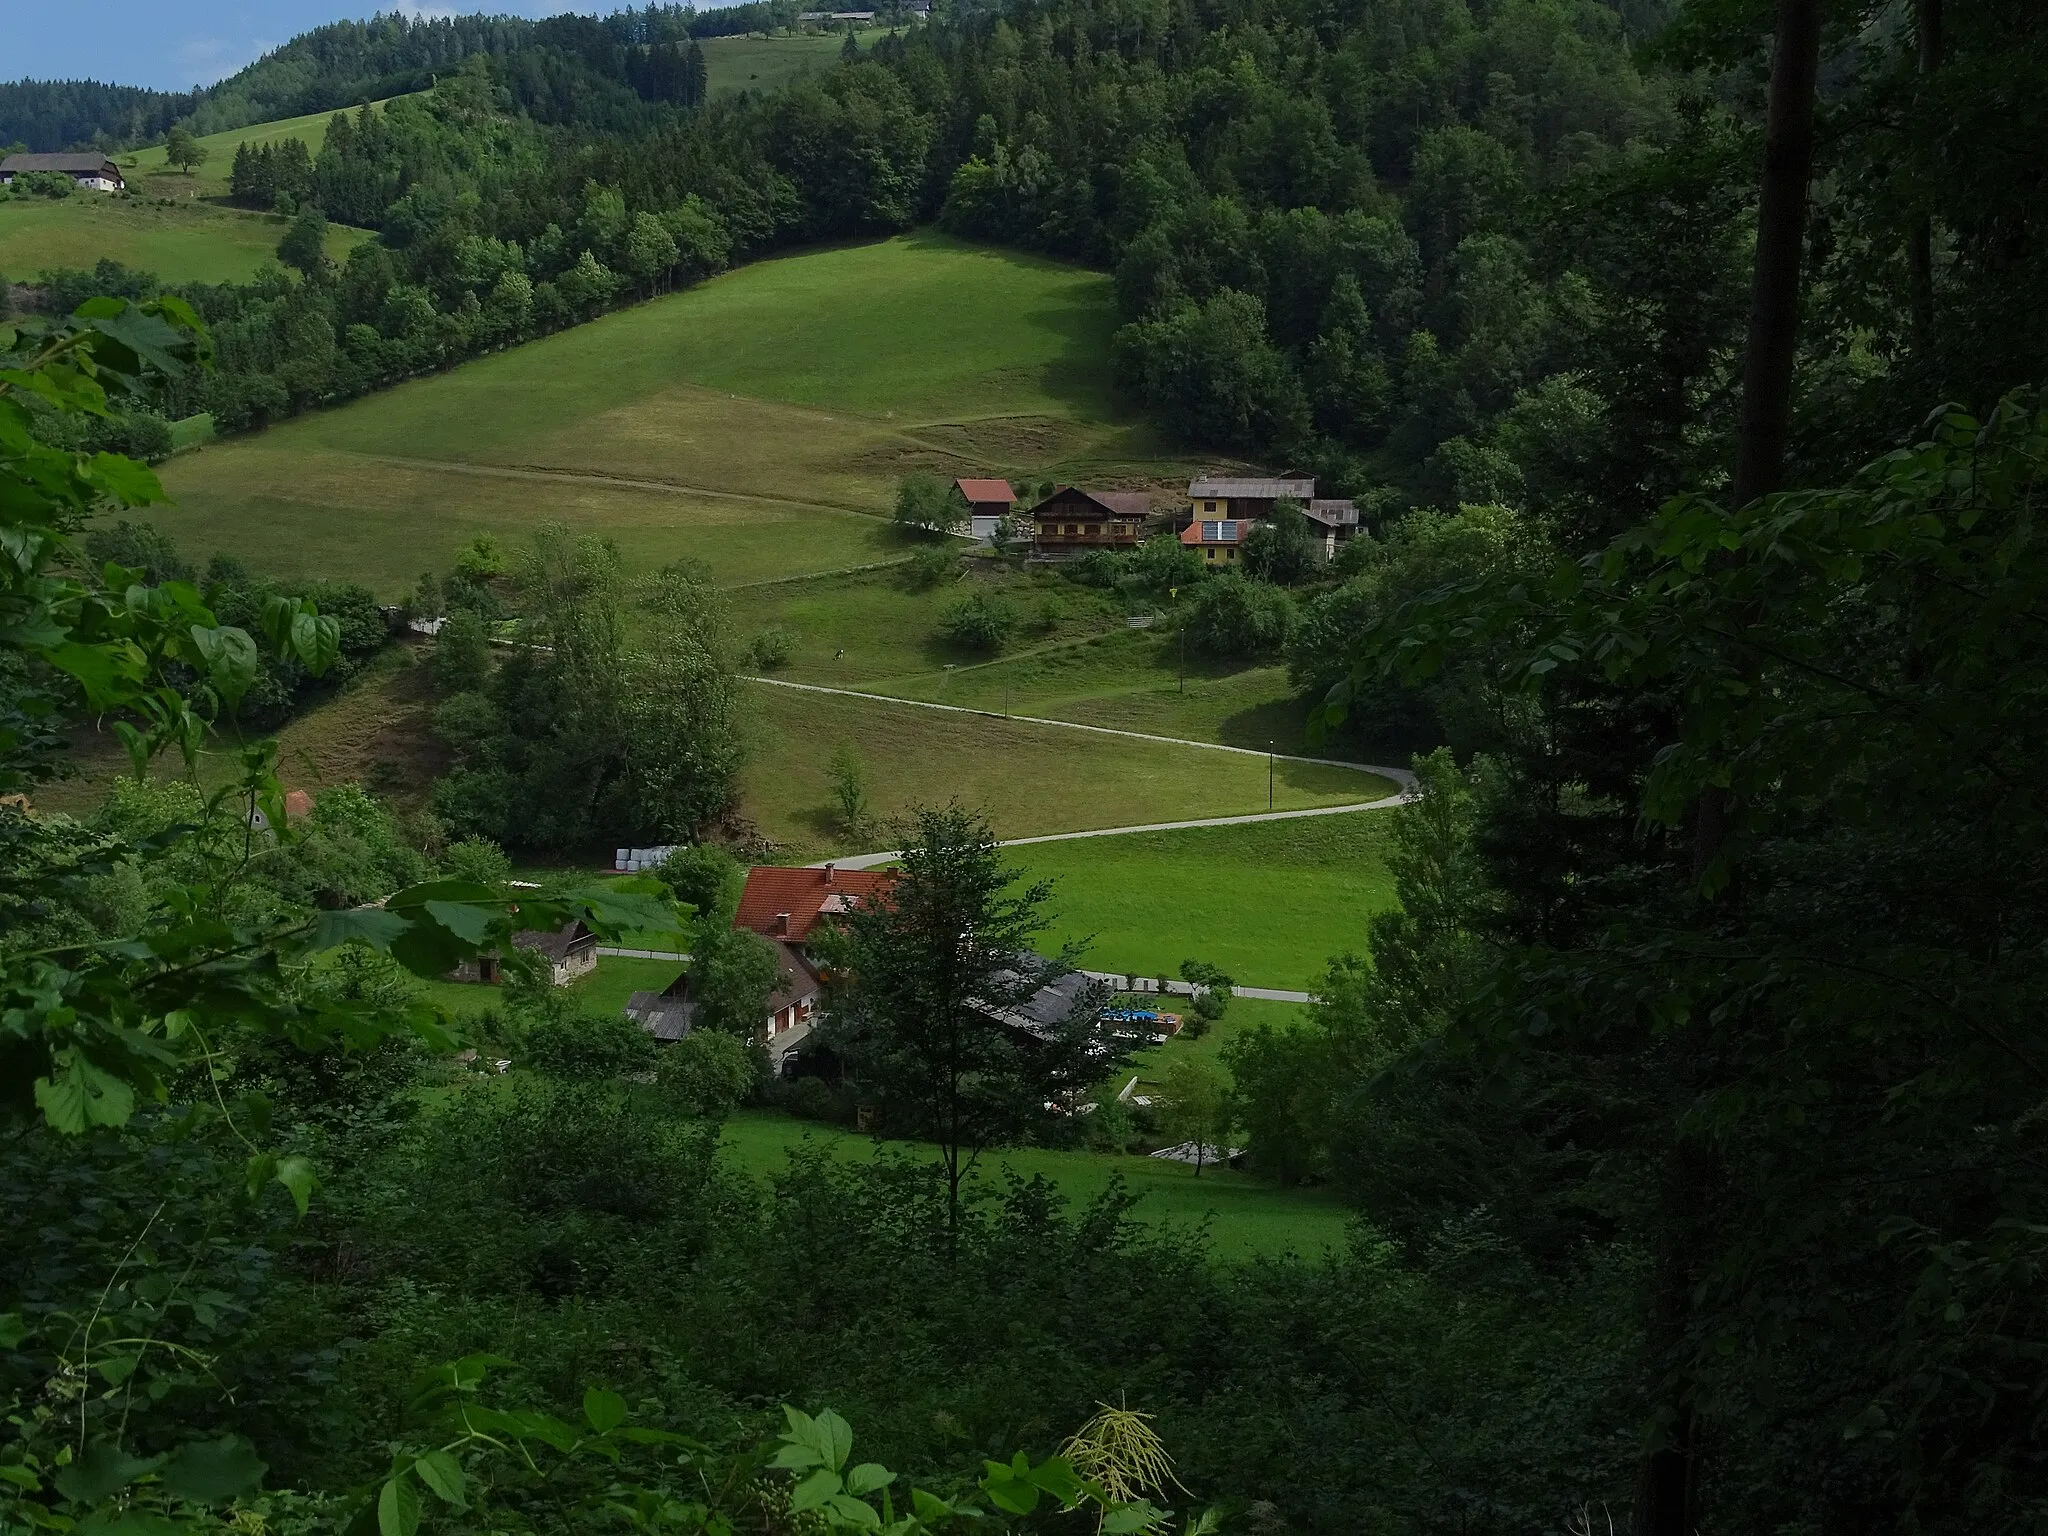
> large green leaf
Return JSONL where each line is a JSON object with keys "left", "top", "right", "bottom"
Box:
{"left": 35, "top": 1052, "right": 138, "bottom": 1133}
{"left": 377, "top": 1473, "right": 421, "bottom": 1536}
{"left": 53, "top": 1444, "right": 160, "bottom": 1504}
{"left": 411, "top": 1451, "right": 466, "bottom": 1510}
{"left": 158, "top": 1437, "right": 267, "bottom": 1504}
{"left": 583, "top": 1387, "right": 627, "bottom": 1435}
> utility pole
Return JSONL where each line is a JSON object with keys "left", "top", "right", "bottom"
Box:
{"left": 1267, "top": 740, "right": 1274, "bottom": 811}
{"left": 1172, "top": 586, "right": 1184, "bottom": 695}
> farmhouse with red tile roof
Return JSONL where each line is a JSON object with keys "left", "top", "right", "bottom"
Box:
{"left": 731, "top": 863, "right": 895, "bottom": 947}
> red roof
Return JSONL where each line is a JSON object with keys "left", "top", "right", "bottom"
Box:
{"left": 283, "top": 789, "right": 314, "bottom": 820}
{"left": 733, "top": 865, "right": 895, "bottom": 944}
{"left": 955, "top": 478, "right": 1016, "bottom": 506}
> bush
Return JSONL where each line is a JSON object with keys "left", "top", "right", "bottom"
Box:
{"left": 444, "top": 834, "right": 511, "bottom": 886}
{"left": 431, "top": 610, "right": 495, "bottom": 695}
{"left": 1183, "top": 572, "right": 1295, "bottom": 658}
{"left": 1125, "top": 534, "right": 1205, "bottom": 593}
{"left": 784, "top": 1075, "right": 840, "bottom": 1122}
{"left": 655, "top": 843, "right": 745, "bottom": 925}
{"left": 1242, "top": 500, "right": 1323, "bottom": 586}
{"left": 523, "top": 1006, "right": 659, "bottom": 1080}
{"left": 83, "top": 520, "right": 193, "bottom": 584}
{"left": 904, "top": 541, "right": 959, "bottom": 591}
{"left": 16, "top": 170, "right": 75, "bottom": 199}
{"left": 689, "top": 922, "right": 783, "bottom": 1035}
{"left": 1067, "top": 549, "right": 1123, "bottom": 589}
{"left": 940, "top": 591, "right": 1019, "bottom": 653}
{"left": 432, "top": 690, "right": 507, "bottom": 768}
{"left": 1033, "top": 595, "right": 1067, "bottom": 633}
{"left": 748, "top": 627, "right": 795, "bottom": 669}
{"left": 894, "top": 471, "right": 955, "bottom": 535}
{"left": 657, "top": 1029, "right": 758, "bottom": 1118}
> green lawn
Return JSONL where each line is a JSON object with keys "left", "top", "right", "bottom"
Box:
{"left": 1007, "top": 812, "right": 1397, "bottom": 990}
{"left": 740, "top": 565, "right": 1130, "bottom": 684}
{"left": 716, "top": 1108, "right": 1352, "bottom": 1261}
{"left": 118, "top": 96, "right": 413, "bottom": 200}
{"left": 0, "top": 195, "right": 367, "bottom": 286}
{"left": 703, "top": 30, "right": 895, "bottom": 98}
{"left": 1124, "top": 995, "right": 1314, "bottom": 1081}
{"left": 744, "top": 573, "right": 1403, "bottom": 761}
{"left": 151, "top": 232, "right": 1177, "bottom": 596}
{"left": 739, "top": 681, "right": 1391, "bottom": 862}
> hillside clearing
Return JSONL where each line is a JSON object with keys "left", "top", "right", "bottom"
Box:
{"left": 148, "top": 233, "right": 1186, "bottom": 595}
{"left": 118, "top": 97, "right": 413, "bottom": 199}
{"left": 0, "top": 196, "right": 367, "bottom": 286}
{"left": 703, "top": 30, "right": 895, "bottom": 98}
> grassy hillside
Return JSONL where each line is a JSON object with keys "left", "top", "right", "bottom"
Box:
{"left": 118, "top": 98, "right": 411, "bottom": 200}
{"left": 0, "top": 195, "right": 367, "bottom": 286}
{"left": 151, "top": 232, "right": 1183, "bottom": 593}
{"left": 738, "top": 682, "right": 1392, "bottom": 861}
{"left": 738, "top": 576, "right": 1392, "bottom": 759}
{"left": 703, "top": 30, "right": 894, "bottom": 98}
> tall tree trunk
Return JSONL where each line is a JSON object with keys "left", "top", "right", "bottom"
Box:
{"left": 1635, "top": 6, "right": 1825, "bottom": 1535}
{"left": 1906, "top": 0, "right": 1942, "bottom": 353}
{"left": 1729, "top": 0, "right": 1824, "bottom": 514}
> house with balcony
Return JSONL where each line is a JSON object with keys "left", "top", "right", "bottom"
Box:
{"left": 1028, "top": 486, "right": 1150, "bottom": 559}
{"left": 1180, "top": 517, "right": 1248, "bottom": 566}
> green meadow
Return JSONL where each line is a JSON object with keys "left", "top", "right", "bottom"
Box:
{"left": 738, "top": 682, "right": 1391, "bottom": 861}
{"left": 1007, "top": 812, "right": 1398, "bottom": 990}
{"left": 150, "top": 232, "right": 1181, "bottom": 593}
{"left": 702, "top": 29, "right": 896, "bottom": 99}
{"left": 0, "top": 195, "right": 367, "bottom": 286}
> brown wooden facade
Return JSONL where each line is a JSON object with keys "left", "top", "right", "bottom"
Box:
{"left": 1028, "top": 486, "right": 1151, "bottom": 556}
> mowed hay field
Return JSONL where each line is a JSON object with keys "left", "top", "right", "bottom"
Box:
{"left": 0, "top": 196, "right": 368, "bottom": 286}
{"left": 738, "top": 682, "right": 1395, "bottom": 861}
{"left": 152, "top": 232, "right": 1181, "bottom": 595}
{"left": 733, "top": 573, "right": 1397, "bottom": 760}
{"left": 1004, "top": 812, "right": 1399, "bottom": 990}
{"left": 702, "top": 30, "right": 894, "bottom": 98}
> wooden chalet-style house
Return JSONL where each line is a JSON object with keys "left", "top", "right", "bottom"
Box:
{"left": 1028, "top": 486, "right": 1151, "bottom": 559}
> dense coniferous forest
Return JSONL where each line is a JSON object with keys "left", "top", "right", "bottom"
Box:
{"left": 5, "top": 1, "right": 2048, "bottom": 1533}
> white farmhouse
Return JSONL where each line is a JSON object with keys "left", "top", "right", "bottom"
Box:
{"left": 0, "top": 153, "right": 126, "bottom": 192}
